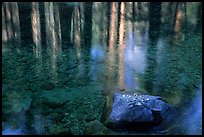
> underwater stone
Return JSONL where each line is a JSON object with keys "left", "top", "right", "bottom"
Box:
{"left": 108, "top": 93, "right": 172, "bottom": 129}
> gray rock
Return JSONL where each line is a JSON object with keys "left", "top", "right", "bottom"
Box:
{"left": 108, "top": 93, "right": 172, "bottom": 129}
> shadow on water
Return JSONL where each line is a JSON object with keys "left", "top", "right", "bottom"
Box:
{"left": 144, "top": 2, "right": 162, "bottom": 93}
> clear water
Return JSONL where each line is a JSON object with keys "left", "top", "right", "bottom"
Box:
{"left": 2, "top": 2, "right": 202, "bottom": 135}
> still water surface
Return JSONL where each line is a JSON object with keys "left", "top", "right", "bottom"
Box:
{"left": 2, "top": 2, "right": 202, "bottom": 135}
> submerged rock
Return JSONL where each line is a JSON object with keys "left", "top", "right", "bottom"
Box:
{"left": 106, "top": 93, "right": 173, "bottom": 130}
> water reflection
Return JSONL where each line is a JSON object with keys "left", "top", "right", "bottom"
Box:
{"left": 2, "top": 2, "right": 21, "bottom": 53}
{"left": 123, "top": 21, "right": 148, "bottom": 90}
{"left": 107, "top": 2, "right": 117, "bottom": 88}
{"left": 143, "top": 2, "right": 161, "bottom": 93}
{"left": 2, "top": 2, "right": 202, "bottom": 135}
{"left": 181, "top": 84, "right": 202, "bottom": 135}
{"left": 31, "top": 2, "right": 42, "bottom": 59}
{"left": 172, "top": 3, "right": 185, "bottom": 45}
{"left": 72, "top": 6, "right": 82, "bottom": 60}
{"left": 118, "top": 2, "right": 125, "bottom": 90}
{"left": 166, "top": 84, "right": 202, "bottom": 135}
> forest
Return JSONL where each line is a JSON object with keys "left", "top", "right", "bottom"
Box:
{"left": 2, "top": 2, "right": 202, "bottom": 135}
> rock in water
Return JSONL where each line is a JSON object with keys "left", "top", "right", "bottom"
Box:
{"left": 107, "top": 93, "right": 172, "bottom": 130}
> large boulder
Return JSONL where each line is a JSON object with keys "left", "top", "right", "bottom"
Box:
{"left": 106, "top": 93, "right": 173, "bottom": 130}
